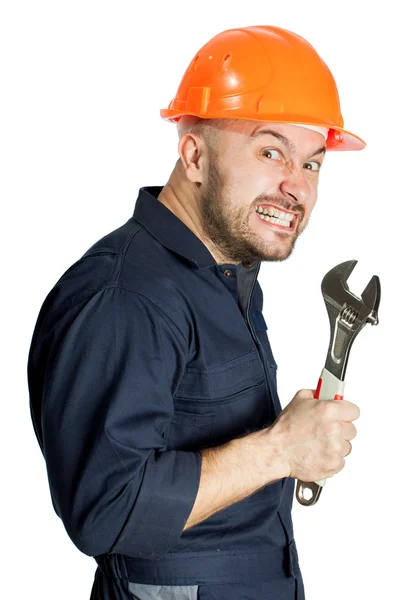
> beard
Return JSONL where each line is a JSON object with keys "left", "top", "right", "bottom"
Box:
{"left": 199, "top": 153, "right": 306, "bottom": 264}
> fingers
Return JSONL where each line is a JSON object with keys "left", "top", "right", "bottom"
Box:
{"left": 340, "top": 424, "right": 355, "bottom": 458}
{"left": 334, "top": 443, "right": 351, "bottom": 475}
{"left": 295, "top": 389, "right": 316, "bottom": 400}
{"left": 343, "top": 440, "right": 352, "bottom": 458}
{"left": 321, "top": 399, "right": 361, "bottom": 423}
{"left": 341, "top": 421, "right": 357, "bottom": 441}
{"left": 338, "top": 400, "right": 361, "bottom": 422}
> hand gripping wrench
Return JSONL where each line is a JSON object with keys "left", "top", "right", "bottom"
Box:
{"left": 296, "top": 259, "right": 381, "bottom": 506}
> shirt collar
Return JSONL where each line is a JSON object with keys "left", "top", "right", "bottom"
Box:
{"left": 133, "top": 186, "right": 219, "bottom": 269}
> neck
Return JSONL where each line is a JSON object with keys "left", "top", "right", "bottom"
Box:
{"left": 158, "top": 162, "right": 235, "bottom": 264}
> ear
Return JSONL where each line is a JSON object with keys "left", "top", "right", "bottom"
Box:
{"left": 178, "top": 133, "right": 207, "bottom": 184}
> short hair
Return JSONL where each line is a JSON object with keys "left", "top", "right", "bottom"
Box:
{"left": 177, "top": 116, "right": 233, "bottom": 155}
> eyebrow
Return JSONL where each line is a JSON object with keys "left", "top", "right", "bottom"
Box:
{"left": 248, "top": 127, "right": 327, "bottom": 158}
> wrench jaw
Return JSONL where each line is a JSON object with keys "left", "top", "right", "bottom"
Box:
{"left": 327, "top": 259, "right": 358, "bottom": 291}
{"left": 322, "top": 260, "right": 380, "bottom": 317}
{"left": 321, "top": 259, "right": 358, "bottom": 312}
{"left": 321, "top": 261, "right": 381, "bottom": 381}
{"left": 361, "top": 275, "right": 381, "bottom": 325}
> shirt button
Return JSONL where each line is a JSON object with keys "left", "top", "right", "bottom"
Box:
{"left": 224, "top": 269, "right": 232, "bottom": 276}
{"left": 242, "top": 261, "right": 254, "bottom": 268}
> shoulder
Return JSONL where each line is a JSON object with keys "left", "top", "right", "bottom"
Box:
{"left": 33, "top": 217, "right": 194, "bottom": 342}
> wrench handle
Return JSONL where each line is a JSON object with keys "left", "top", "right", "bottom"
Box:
{"left": 295, "top": 368, "right": 345, "bottom": 506}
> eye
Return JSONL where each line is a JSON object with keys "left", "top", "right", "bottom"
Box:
{"left": 303, "top": 160, "right": 321, "bottom": 171}
{"left": 261, "top": 148, "right": 282, "bottom": 161}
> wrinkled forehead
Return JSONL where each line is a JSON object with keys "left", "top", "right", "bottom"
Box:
{"left": 177, "top": 117, "right": 327, "bottom": 142}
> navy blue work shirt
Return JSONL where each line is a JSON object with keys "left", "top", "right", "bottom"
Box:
{"left": 27, "top": 186, "right": 300, "bottom": 587}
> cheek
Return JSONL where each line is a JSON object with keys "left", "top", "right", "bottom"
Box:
{"left": 308, "top": 188, "right": 318, "bottom": 211}
{"left": 301, "top": 195, "right": 318, "bottom": 225}
{"left": 227, "top": 163, "right": 282, "bottom": 201}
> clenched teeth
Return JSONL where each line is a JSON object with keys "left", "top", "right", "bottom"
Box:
{"left": 255, "top": 205, "right": 294, "bottom": 228}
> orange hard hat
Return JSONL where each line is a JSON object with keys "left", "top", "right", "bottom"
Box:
{"left": 160, "top": 25, "right": 365, "bottom": 151}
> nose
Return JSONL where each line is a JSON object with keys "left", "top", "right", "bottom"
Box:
{"left": 279, "top": 163, "right": 311, "bottom": 205}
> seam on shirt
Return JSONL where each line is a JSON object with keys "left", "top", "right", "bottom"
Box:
{"left": 41, "top": 283, "right": 189, "bottom": 451}
{"left": 183, "top": 349, "right": 259, "bottom": 375}
{"left": 111, "top": 221, "right": 144, "bottom": 284}
{"left": 41, "top": 286, "right": 120, "bottom": 412}
{"left": 114, "top": 285, "right": 188, "bottom": 347}
{"left": 81, "top": 220, "right": 144, "bottom": 286}
{"left": 76, "top": 225, "right": 188, "bottom": 346}
{"left": 35, "top": 285, "right": 121, "bottom": 346}
{"left": 175, "top": 377, "right": 265, "bottom": 398}
{"left": 41, "top": 284, "right": 187, "bottom": 392}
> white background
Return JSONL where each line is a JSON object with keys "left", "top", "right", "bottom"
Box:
{"left": 1, "top": 1, "right": 398, "bottom": 598}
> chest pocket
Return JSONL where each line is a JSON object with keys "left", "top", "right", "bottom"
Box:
{"left": 167, "top": 350, "right": 267, "bottom": 451}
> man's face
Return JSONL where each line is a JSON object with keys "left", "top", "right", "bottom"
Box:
{"left": 199, "top": 121, "right": 327, "bottom": 264}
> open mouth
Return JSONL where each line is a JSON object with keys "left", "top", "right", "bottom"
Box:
{"left": 255, "top": 205, "right": 297, "bottom": 230}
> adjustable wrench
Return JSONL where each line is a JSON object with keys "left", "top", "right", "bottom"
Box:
{"left": 296, "top": 259, "right": 380, "bottom": 506}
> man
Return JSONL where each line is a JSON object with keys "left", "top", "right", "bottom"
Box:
{"left": 27, "top": 25, "right": 363, "bottom": 600}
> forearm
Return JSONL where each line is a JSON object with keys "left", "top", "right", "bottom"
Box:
{"left": 183, "top": 427, "right": 288, "bottom": 531}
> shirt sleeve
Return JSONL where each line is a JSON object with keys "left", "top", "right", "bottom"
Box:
{"left": 40, "top": 285, "right": 201, "bottom": 559}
